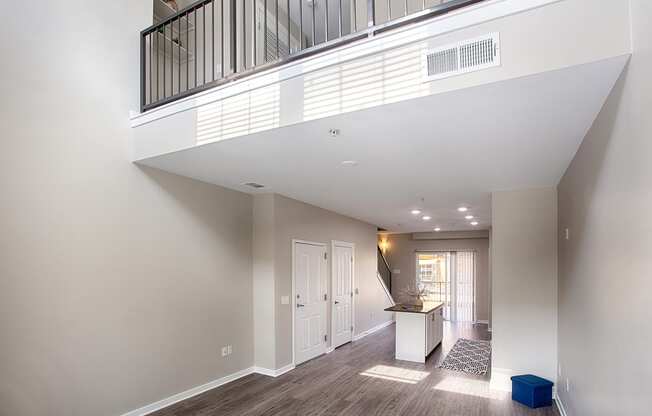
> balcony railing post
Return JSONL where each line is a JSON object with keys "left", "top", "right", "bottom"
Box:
{"left": 231, "top": 0, "right": 237, "bottom": 73}
{"left": 367, "top": 0, "right": 375, "bottom": 31}
{"left": 140, "top": 32, "right": 146, "bottom": 111}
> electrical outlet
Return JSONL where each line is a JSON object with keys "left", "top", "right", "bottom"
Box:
{"left": 221, "top": 346, "right": 228, "bottom": 357}
{"left": 566, "top": 378, "right": 570, "bottom": 392}
{"left": 564, "top": 228, "right": 570, "bottom": 240}
{"left": 227, "top": 345, "right": 232, "bottom": 355}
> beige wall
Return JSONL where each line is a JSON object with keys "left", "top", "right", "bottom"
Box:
{"left": 380, "top": 233, "right": 490, "bottom": 322}
{"left": 557, "top": 2, "right": 651, "bottom": 414}
{"left": 271, "top": 194, "right": 394, "bottom": 368}
{"left": 491, "top": 188, "right": 558, "bottom": 387}
{"left": 252, "top": 194, "right": 276, "bottom": 370}
{"left": 0, "top": 2, "right": 254, "bottom": 416}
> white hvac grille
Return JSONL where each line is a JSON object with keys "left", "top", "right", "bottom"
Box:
{"left": 423, "top": 33, "right": 500, "bottom": 81}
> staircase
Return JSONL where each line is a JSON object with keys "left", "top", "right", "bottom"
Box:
{"left": 377, "top": 246, "right": 395, "bottom": 305}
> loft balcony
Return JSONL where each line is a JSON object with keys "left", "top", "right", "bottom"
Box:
{"left": 139, "top": 0, "right": 485, "bottom": 112}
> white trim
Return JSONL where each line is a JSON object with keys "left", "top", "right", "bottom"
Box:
{"left": 330, "top": 240, "right": 355, "bottom": 349}
{"left": 555, "top": 395, "right": 569, "bottom": 416}
{"left": 121, "top": 367, "right": 255, "bottom": 416}
{"left": 130, "top": 0, "right": 562, "bottom": 128}
{"left": 489, "top": 367, "right": 517, "bottom": 392}
{"left": 252, "top": 367, "right": 277, "bottom": 377}
{"left": 326, "top": 346, "right": 336, "bottom": 354}
{"left": 252, "top": 363, "right": 296, "bottom": 378}
{"left": 121, "top": 364, "right": 301, "bottom": 416}
{"left": 352, "top": 320, "right": 395, "bottom": 342}
{"left": 291, "top": 239, "right": 328, "bottom": 367}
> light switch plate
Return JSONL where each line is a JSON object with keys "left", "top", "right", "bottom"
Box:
{"left": 393, "top": 269, "right": 401, "bottom": 274}
{"left": 281, "top": 295, "right": 289, "bottom": 305}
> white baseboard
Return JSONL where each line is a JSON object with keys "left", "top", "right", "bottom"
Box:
{"left": 489, "top": 367, "right": 516, "bottom": 392}
{"left": 352, "top": 320, "right": 395, "bottom": 341}
{"left": 122, "top": 363, "right": 298, "bottom": 416}
{"left": 555, "top": 395, "right": 569, "bottom": 416}
{"left": 326, "top": 346, "right": 336, "bottom": 354}
{"left": 253, "top": 363, "right": 295, "bottom": 378}
{"left": 121, "top": 367, "right": 255, "bottom": 416}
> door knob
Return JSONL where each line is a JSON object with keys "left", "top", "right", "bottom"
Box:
{"left": 296, "top": 303, "right": 305, "bottom": 308}
{"left": 334, "top": 301, "right": 340, "bottom": 304}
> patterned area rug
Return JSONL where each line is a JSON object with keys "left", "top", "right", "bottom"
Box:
{"left": 438, "top": 338, "right": 491, "bottom": 375}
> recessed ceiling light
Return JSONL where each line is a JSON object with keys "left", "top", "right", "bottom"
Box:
{"left": 422, "top": 216, "right": 431, "bottom": 221}
{"left": 340, "top": 160, "right": 358, "bottom": 167}
{"left": 434, "top": 227, "right": 441, "bottom": 232}
{"left": 329, "top": 128, "right": 340, "bottom": 137}
{"left": 457, "top": 206, "right": 468, "bottom": 212}
{"left": 470, "top": 221, "right": 479, "bottom": 226}
{"left": 465, "top": 215, "right": 474, "bottom": 220}
{"left": 411, "top": 209, "right": 422, "bottom": 215}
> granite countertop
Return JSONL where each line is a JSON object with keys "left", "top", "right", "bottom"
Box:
{"left": 384, "top": 301, "right": 444, "bottom": 314}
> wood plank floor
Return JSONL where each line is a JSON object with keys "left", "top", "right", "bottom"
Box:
{"left": 151, "top": 322, "right": 559, "bottom": 416}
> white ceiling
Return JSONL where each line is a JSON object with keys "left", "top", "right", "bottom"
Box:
{"left": 140, "top": 56, "right": 627, "bottom": 233}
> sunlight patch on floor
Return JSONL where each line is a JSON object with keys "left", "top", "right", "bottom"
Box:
{"left": 434, "top": 375, "right": 506, "bottom": 400}
{"left": 360, "top": 365, "right": 430, "bottom": 384}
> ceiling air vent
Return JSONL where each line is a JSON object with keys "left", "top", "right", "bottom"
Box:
{"left": 423, "top": 33, "right": 500, "bottom": 82}
{"left": 243, "top": 182, "right": 265, "bottom": 189}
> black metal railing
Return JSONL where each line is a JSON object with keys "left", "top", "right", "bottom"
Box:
{"left": 378, "top": 245, "right": 392, "bottom": 293}
{"left": 140, "top": 0, "right": 484, "bottom": 112}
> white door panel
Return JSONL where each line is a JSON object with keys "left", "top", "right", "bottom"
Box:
{"left": 295, "top": 242, "right": 327, "bottom": 365}
{"left": 332, "top": 243, "right": 353, "bottom": 348}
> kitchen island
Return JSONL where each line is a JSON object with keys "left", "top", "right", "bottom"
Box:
{"left": 385, "top": 302, "right": 444, "bottom": 363}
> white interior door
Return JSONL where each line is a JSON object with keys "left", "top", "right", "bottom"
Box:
{"left": 331, "top": 242, "right": 354, "bottom": 348}
{"left": 294, "top": 242, "right": 328, "bottom": 365}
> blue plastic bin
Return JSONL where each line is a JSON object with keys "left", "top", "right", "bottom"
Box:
{"left": 511, "top": 374, "right": 553, "bottom": 408}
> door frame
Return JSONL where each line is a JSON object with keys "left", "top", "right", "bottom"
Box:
{"left": 330, "top": 240, "right": 355, "bottom": 350}
{"left": 291, "top": 239, "right": 328, "bottom": 366}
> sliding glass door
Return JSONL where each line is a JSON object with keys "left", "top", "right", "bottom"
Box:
{"left": 416, "top": 252, "right": 451, "bottom": 319}
{"left": 417, "top": 251, "right": 476, "bottom": 322}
